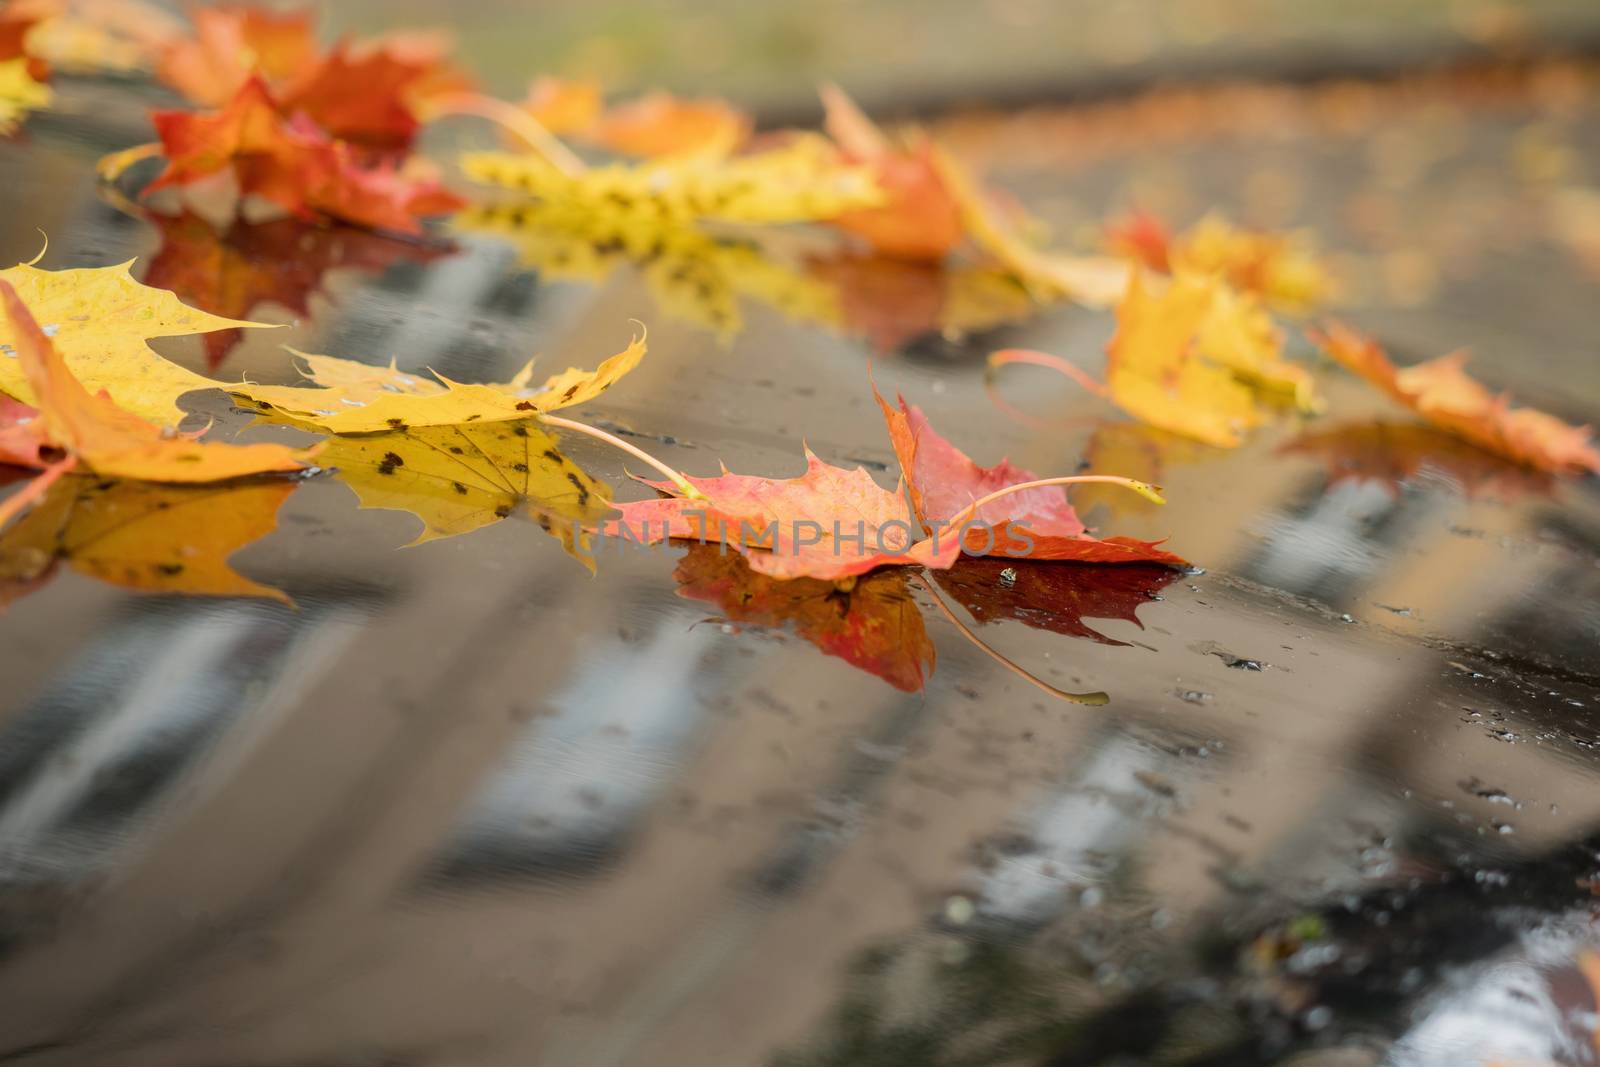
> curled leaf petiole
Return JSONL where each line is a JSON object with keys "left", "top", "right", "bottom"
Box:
{"left": 914, "top": 574, "right": 1109, "bottom": 706}
{"left": 988, "top": 348, "right": 1110, "bottom": 399}
{"left": 540, "top": 415, "right": 706, "bottom": 500}
{"left": 941, "top": 475, "right": 1165, "bottom": 533}
{"left": 419, "top": 93, "right": 587, "bottom": 177}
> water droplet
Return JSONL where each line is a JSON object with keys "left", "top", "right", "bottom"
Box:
{"left": 943, "top": 895, "right": 975, "bottom": 925}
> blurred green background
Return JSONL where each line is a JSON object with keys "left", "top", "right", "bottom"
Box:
{"left": 331, "top": 0, "right": 1600, "bottom": 116}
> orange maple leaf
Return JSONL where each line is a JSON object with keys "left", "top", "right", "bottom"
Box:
{"left": 1104, "top": 209, "right": 1173, "bottom": 274}
{"left": 157, "top": 7, "right": 465, "bottom": 151}
{"left": 1106, "top": 210, "right": 1330, "bottom": 312}
{"left": 519, "top": 78, "right": 749, "bottom": 158}
{"left": 276, "top": 42, "right": 433, "bottom": 150}
{"left": 597, "top": 380, "right": 1172, "bottom": 581}
{"left": 875, "top": 386, "right": 1188, "bottom": 565}
{"left": 0, "top": 5, "right": 48, "bottom": 79}
{"left": 605, "top": 449, "right": 958, "bottom": 582}
{"left": 1316, "top": 322, "right": 1600, "bottom": 476}
{"left": 146, "top": 77, "right": 463, "bottom": 233}
{"left": 158, "top": 5, "right": 318, "bottom": 108}
{"left": 819, "top": 83, "right": 964, "bottom": 262}
{"left": 0, "top": 278, "right": 313, "bottom": 529}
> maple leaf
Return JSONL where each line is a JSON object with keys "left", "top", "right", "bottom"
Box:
{"left": 0, "top": 472, "right": 295, "bottom": 605}
{"left": 0, "top": 258, "right": 266, "bottom": 426}
{"left": 673, "top": 543, "right": 934, "bottom": 692}
{"left": 928, "top": 143, "right": 1130, "bottom": 306}
{"left": 599, "top": 380, "right": 1169, "bottom": 581}
{"left": 875, "top": 385, "right": 1187, "bottom": 564}
{"left": 1282, "top": 421, "right": 1556, "bottom": 500}
{"left": 1107, "top": 211, "right": 1331, "bottom": 313}
{"left": 818, "top": 84, "right": 963, "bottom": 262}
{"left": 276, "top": 42, "right": 435, "bottom": 150}
{"left": 0, "top": 7, "right": 40, "bottom": 68}
{"left": 991, "top": 271, "right": 1293, "bottom": 448}
{"left": 0, "top": 56, "right": 49, "bottom": 133}
{"left": 1315, "top": 322, "right": 1600, "bottom": 475}
{"left": 232, "top": 331, "right": 646, "bottom": 433}
{"left": 551, "top": 87, "right": 751, "bottom": 159}
{"left": 1194, "top": 279, "right": 1319, "bottom": 412}
{"left": 7, "top": 0, "right": 182, "bottom": 75}
{"left": 521, "top": 76, "right": 601, "bottom": 134}
{"left": 460, "top": 133, "right": 883, "bottom": 230}
{"left": 263, "top": 412, "right": 613, "bottom": 568}
{"left": 157, "top": 5, "right": 318, "bottom": 108}
{"left": 0, "top": 278, "right": 313, "bottom": 491}
{"left": 604, "top": 448, "right": 957, "bottom": 581}
{"left": 934, "top": 558, "right": 1179, "bottom": 646}
{"left": 139, "top": 211, "right": 450, "bottom": 369}
{"left": 145, "top": 78, "right": 464, "bottom": 233}
{"left": 1100, "top": 272, "right": 1262, "bottom": 447}
{"left": 1103, "top": 209, "right": 1172, "bottom": 273}
{"left": 157, "top": 7, "right": 465, "bottom": 149}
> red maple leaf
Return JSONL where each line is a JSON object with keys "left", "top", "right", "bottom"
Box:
{"left": 874, "top": 387, "right": 1189, "bottom": 564}
{"left": 146, "top": 78, "right": 462, "bottom": 233}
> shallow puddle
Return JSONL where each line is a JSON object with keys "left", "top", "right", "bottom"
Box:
{"left": 0, "top": 66, "right": 1598, "bottom": 1067}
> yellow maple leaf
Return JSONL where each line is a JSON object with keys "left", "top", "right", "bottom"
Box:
{"left": 1194, "top": 279, "right": 1320, "bottom": 412}
{"left": 0, "top": 57, "right": 50, "bottom": 133}
{"left": 261, "top": 411, "right": 613, "bottom": 568}
{"left": 1106, "top": 271, "right": 1261, "bottom": 448}
{"left": 0, "top": 259, "right": 270, "bottom": 426}
{"left": 232, "top": 332, "right": 646, "bottom": 433}
{"left": 460, "top": 134, "right": 883, "bottom": 231}
{"left": 1, "top": 473, "right": 296, "bottom": 606}
{"left": 1169, "top": 213, "right": 1331, "bottom": 313}
{"left": 0, "top": 277, "right": 313, "bottom": 487}
{"left": 929, "top": 144, "right": 1129, "bottom": 307}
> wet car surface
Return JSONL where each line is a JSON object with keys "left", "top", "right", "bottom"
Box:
{"left": 1, "top": 56, "right": 1599, "bottom": 1067}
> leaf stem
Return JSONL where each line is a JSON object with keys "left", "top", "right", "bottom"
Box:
{"left": 914, "top": 574, "right": 1109, "bottom": 706}
{"left": 942, "top": 475, "right": 1164, "bottom": 533}
{"left": 540, "top": 415, "right": 705, "bottom": 500}
{"left": 96, "top": 142, "right": 163, "bottom": 184}
{"left": 420, "top": 93, "right": 588, "bottom": 177}
{"left": 0, "top": 455, "right": 76, "bottom": 531}
{"left": 988, "top": 348, "right": 1111, "bottom": 398}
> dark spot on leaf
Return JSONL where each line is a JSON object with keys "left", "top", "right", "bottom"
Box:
{"left": 377, "top": 451, "right": 404, "bottom": 475}
{"left": 449, "top": 446, "right": 464, "bottom": 454}
{"left": 543, "top": 448, "right": 563, "bottom": 463}
{"left": 512, "top": 426, "right": 527, "bottom": 437}
{"left": 512, "top": 462, "right": 528, "bottom": 472}
{"left": 566, "top": 472, "right": 589, "bottom": 505}
{"left": 494, "top": 504, "right": 513, "bottom": 518}
{"left": 452, "top": 481, "right": 467, "bottom": 495}
{"left": 387, "top": 418, "right": 407, "bottom": 430}
{"left": 156, "top": 562, "right": 185, "bottom": 576}
{"left": 516, "top": 401, "right": 535, "bottom": 411}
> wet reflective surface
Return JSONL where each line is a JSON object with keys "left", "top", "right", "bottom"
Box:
{"left": 2, "top": 65, "right": 1600, "bottom": 1067}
